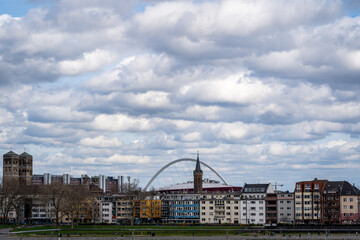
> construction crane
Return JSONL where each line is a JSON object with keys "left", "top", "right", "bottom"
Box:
{"left": 274, "top": 182, "right": 284, "bottom": 192}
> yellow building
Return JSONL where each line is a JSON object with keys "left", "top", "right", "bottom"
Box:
{"left": 139, "top": 200, "right": 161, "bottom": 219}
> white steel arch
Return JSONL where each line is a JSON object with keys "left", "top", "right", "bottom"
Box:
{"left": 143, "top": 158, "right": 228, "bottom": 192}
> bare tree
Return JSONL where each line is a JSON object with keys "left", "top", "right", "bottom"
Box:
{"left": 0, "top": 180, "right": 19, "bottom": 224}
{"left": 62, "top": 185, "right": 90, "bottom": 229}
{"left": 43, "top": 183, "right": 67, "bottom": 228}
{"left": 123, "top": 178, "right": 142, "bottom": 225}
{"left": 11, "top": 189, "right": 26, "bottom": 225}
{"left": 142, "top": 188, "right": 161, "bottom": 223}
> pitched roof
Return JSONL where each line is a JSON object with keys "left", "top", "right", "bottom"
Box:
{"left": 20, "top": 152, "right": 32, "bottom": 157}
{"left": 324, "top": 181, "right": 358, "bottom": 195}
{"left": 3, "top": 151, "right": 18, "bottom": 156}
{"left": 324, "top": 181, "right": 344, "bottom": 193}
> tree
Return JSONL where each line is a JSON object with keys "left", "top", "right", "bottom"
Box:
{"left": 141, "top": 188, "right": 161, "bottom": 223}
{"left": 122, "top": 178, "right": 142, "bottom": 225}
{"left": 62, "top": 185, "right": 90, "bottom": 229}
{"left": 43, "top": 183, "right": 67, "bottom": 228}
{"left": 0, "top": 180, "right": 19, "bottom": 224}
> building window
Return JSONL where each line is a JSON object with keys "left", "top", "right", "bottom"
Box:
{"left": 343, "top": 198, "right": 347, "bottom": 202}
{"left": 350, "top": 198, "right": 354, "bottom": 202}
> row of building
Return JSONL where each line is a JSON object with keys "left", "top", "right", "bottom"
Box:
{"left": 2, "top": 151, "right": 360, "bottom": 225}
{"left": 9, "top": 180, "right": 359, "bottom": 226}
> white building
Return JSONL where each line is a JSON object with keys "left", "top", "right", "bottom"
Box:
{"left": 99, "top": 196, "right": 116, "bottom": 223}
{"left": 240, "top": 183, "right": 274, "bottom": 224}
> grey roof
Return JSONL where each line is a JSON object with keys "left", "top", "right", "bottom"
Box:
{"left": 242, "top": 183, "right": 269, "bottom": 193}
{"left": 3, "top": 151, "right": 18, "bottom": 156}
{"left": 324, "top": 181, "right": 344, "bottom": 193}
{"left": 194, "top": 152, "right": 202, "bottom": 172}
{"left": 20, "top": 152, "right": 32, "bottom": 157}
{"left": 340, "top": 181, "right": 358, "bottom": 195}
{"left": 324, "top": 181, "right": 358, "bottom": 195}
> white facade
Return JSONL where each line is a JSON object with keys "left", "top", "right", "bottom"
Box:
{"left": 240, "top": 183, "right": 274, "bottom": 225}
{"left": 44, "top": 173, "right": 51, "bottom": 185}
{"left": 99, "top": 174, "right": 106, "bottom": 193}
{"left": 240, "top": 198, "right": 265, "bottom": 224}
{"left": 100, "top": 201, "right": 116, "bottom": 223}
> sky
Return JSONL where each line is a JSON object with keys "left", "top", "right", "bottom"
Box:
{"left": 1, "top": 0, "right": 360, "bottom": 191}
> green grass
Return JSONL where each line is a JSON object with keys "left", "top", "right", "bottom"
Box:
{"left": 0, "top": 224, "right": 14, "bottom": 229}
{"left": 11, "top": 224, "right": 251, "bottom": 237}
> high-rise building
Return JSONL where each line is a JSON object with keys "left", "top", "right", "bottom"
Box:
{"left": 193, "top": 152, "right": 203, "bottom": 194}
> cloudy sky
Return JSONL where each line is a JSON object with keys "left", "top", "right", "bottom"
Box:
{"left": 1, "top": 0, "right": 360, "bottom": 190}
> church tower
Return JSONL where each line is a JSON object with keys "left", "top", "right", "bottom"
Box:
{"left": 19, "top": 152, "right": 33, "bottom": 185}
{"left": 3, "top": 151, "right": 20, "bottom": 185}
{"left": 193, "top": 152, "right": 203, "bottom": 193}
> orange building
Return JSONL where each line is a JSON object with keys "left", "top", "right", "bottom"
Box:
{"left": 139, "top": 200, "right": 161, "bottom": 220}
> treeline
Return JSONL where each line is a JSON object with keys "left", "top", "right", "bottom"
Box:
{"left": 0, "top": 181, "right": 100, "bottom": 228}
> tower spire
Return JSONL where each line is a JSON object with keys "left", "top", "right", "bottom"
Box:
{"left": 195, "top": 150, "right": 201, "bottom": 172}
{"left": 193, "top": 151, "right": 203, "bottom": 193}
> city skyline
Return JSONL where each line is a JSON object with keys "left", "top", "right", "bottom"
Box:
{"left": 1, "top": 0, "right": 360, "bottom": 191}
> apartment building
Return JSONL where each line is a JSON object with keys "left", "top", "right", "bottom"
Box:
{"left": 115, "top": 196, "right": 133, "bottom": 224}
{"left": 340, "top": 194, "right": 359, "bottom": 224}
{"left": 99, "top": 196, "right": 116, "bottom": 223}
{"left": 139, "top": 199, "right": 162, "bottom": 222}
{"left": 265, "top": 193, "right": 277, "bottom": 224}
{"left": 240, "top": 183, "right": 274, "bottom": 224}
{"left": 294, "top": 178, "right": 327, "bottom": 224}
{"left": 277, "top": 191, "right": 294, "bottom": 224}
{"left": 322, "top": 181, "right": 359, "bottom": 224}
{"left": 199, "top": 192, "right": 241, "bottom": 224}
{"left": 161, "top": 193, "right": 200, "bottom": 224}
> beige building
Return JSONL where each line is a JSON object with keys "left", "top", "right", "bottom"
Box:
{"left": 294, "top": 178, "right": 327, "bottom": 224}
{"left": 338, "top": 182, "right": 359, "bottom": 224}
{"left": 199, "top": 193, "right": 241, "bottom": 224}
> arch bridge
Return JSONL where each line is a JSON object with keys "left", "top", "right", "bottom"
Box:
{"left": 143, "top": 158, "right": 228, "bottom": 192}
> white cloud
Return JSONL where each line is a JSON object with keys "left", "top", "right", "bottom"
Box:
{"left": 91, "top": 114, "right": 160, "bottom": 132}
{"left": 1, "top": 0, "right": 360, "bottom": 190}
{"left": 58, "top": 49, "right": 117, "bottom": 75}
{"left": 80, "top": 136, "right": 123, "bottom": 148}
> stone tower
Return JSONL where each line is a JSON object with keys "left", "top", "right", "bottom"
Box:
{"left": 19, "top": 152, "right": 33, "bottom": 185}
{"left": 193, "top": 152, "right": 203, "bottom": 193}
{"left": 3, "top": 151, "right": 20, "bottom": 185}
